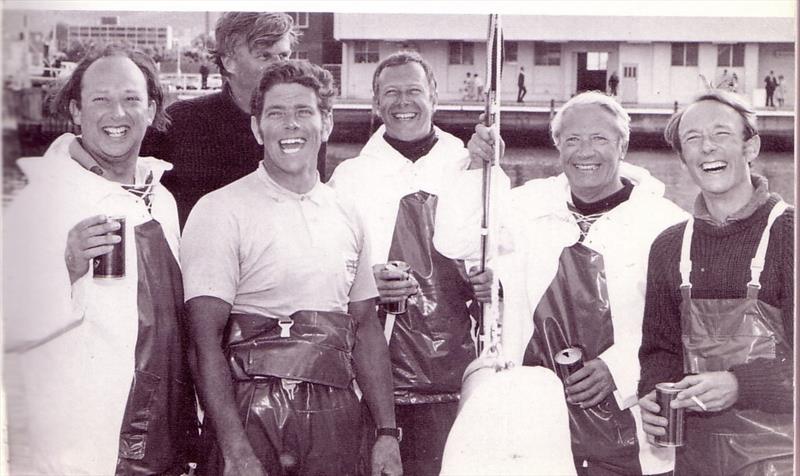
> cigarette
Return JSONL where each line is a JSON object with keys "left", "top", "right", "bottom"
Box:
{"left": 691, "top": 395, "right": 707, "bottom": 411}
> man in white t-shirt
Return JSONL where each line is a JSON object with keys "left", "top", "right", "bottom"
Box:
{"left": 181, "top": 60, "right": 401, "bottom": 476}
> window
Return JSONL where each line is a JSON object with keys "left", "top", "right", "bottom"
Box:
{"left": 354, "top": 41, "right": 379, "bottom": 64}
{"left": 534, "top": 42, "right": 561, "bottom": 66}
{"left": 586, "top": 52, "right": 608, "bottom": 71}
{"left": 671, "top": 42, "right": 698, "bottom": 66}
{"left": 504, "top": 41, "right": 518, "bottom": 63}
{"left": 717, "top": 43, "right": 744, "bottom": 67}
{"left": 623, "top": 66, "right": 637, "bottom": 78}
{"left": 288, "top": 12, "right": 310, "bottom": 28}
{"left": 448, "top": 42, "right": 474, "bottom": 65}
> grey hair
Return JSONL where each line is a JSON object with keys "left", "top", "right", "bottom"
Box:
{"left": 550, "top": 91, "right": 630, "bottom": 148}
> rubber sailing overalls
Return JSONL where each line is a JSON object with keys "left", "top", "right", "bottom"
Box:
{"left": 201, "top": 310, "right": 362, "bottom": 476}
{"left": 382, "top": 191, "right": 476, "bottom": 475}
{"left": 524, "top": 241, "right": 642, "bottom": 475}
{"left": 676, "top": 201, "right": 793, "bottom": 476}
{"left": 116, "top": 217, "right": 200, "bottom": 474}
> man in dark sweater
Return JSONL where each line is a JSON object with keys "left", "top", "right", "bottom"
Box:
{"left": 638, "top": 90, "right": 794, "bottom": 475}
{"left": 142, "top": 12, "right": 325, "bottom": 228}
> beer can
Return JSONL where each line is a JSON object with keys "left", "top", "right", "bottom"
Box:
{"left": 93, "top": 216, "right": 126, "bottom": 278}
{"left": 553, "top": 347, "right": 584, "bottom": 383}
{"left": 380, "top": 260, "right": 411, "bottom": 315}
{"left": 655, "top": 382, "right": 685, "bottom": 447}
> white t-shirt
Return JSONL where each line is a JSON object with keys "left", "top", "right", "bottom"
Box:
{"left": 181, "top": 163, "right": 377, "bottom": 318}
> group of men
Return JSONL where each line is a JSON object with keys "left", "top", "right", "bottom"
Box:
{"left": 4, "top": 10, "right": 793, "bottom": 476}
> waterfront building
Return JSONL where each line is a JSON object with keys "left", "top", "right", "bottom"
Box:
{"left": 63, "top": 16, "right": 173, "bottom": 52}
{"left": 333, "top": 13, "right": 795, "bottom": 107}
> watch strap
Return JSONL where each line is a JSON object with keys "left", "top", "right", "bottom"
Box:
{"left": 376, "top": 427, "right": 403, "bottom": 442}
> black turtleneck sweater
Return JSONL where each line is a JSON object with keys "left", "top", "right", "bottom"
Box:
{"left": 383, "top": 127, "right": 438, "bottom": 162}
{"left": 571, "top": 177, "right": 634, "bottom": 216}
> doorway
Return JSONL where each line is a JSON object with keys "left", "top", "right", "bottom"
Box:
{"left": 576, "top": 51, "right": 608, "bottom": 93}
{"left": 620, "top": 64, "right": 638, "bottom": 103}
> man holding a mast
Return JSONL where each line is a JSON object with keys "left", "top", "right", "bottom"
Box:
{"left": 329, "top": 51, "right": 491, "bottom": 475}
{"left": 435, "top": 91, "right": 687, "bottom": 475}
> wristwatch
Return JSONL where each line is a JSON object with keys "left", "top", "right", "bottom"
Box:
{"left": 376, "top": 427, "right": 403, "bottom": 442}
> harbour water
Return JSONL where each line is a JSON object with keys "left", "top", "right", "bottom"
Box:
{"left": 3, "top": 135, "right": 795, "bottom": 211}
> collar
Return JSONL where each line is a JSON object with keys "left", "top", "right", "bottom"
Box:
{"left": 17, "top": 133, "right": 172, "bottom": 188}
{"left": 256, "top": 161, "right": 326, "bottom": 205}
{"left": 382, "top": 127, "right": 438, "bottom": 162}
{"left": 67, "top": 134, "right": 169, "bottom": 186}
{"left": 693, "top": 174, "right": 771, "bottom": 226}
{"left": 361, "top": 124, "right": 457, "bottom": 166}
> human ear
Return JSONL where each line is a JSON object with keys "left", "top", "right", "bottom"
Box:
{"left": 250, "top": 116, "right": 263, "bottom": 145}
{"left": 69, "top": 99, "right": 82, "bottom": 126}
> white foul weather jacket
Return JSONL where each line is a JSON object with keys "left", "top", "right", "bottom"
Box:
{"left": 3, "top": 133, "right": 180, "bottom": 475}
{"left": 434, "top": 161, "right": 688, "bottom": 474}
{"left": 328, "top": 125, "right": 470, "bottom": 266}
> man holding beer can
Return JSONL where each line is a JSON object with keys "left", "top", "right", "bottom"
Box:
{"left": 638, "top": 90, "right": 794, "bottom": 474}
{"left": 328, "top": 51, "right": 491, "bottom": 476}
{"left": 4, "top": 45, "right": 198, "bottom": 474}
{"left": 434, "top": 91, "right": 688, "bottom": 475}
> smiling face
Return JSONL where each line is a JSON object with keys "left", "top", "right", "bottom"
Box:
{"left": 69, "top": 55, "right": 155, "bottom": 170}
{"left": 678, "top": 99, "right": 758, "bottom": 199}
{"left": 374, "top": 62, "right": 436, "bottom": 142}
{"left": 251, "top": 82, "right": 332, "bottom": 191}
{"left": 557, "top": 104, "right": 626, "bottom": 202}
{"left": 223, "top": 34, "right": 292, "bottom": 100}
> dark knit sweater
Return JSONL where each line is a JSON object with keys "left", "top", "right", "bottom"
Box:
{"left": 141, "top": 85, "right": 326, "bottom": 228}
{"left": 638, "top": 194, "right": 794, "bottom": 413}
{"left": 383, "top": 127, "right": 438, "bottom": 162}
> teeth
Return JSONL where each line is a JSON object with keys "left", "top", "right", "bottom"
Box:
{"left": 701, "top": 161, "right": 726, "bottom": 172}
{"left": 103, "top": 126, "right": 127, "bottom": 138}
{"left": 393, "top": 113, "right": 416, "bottom": 120}
{"left": 279, "top": 138, "right": 306, "bottom": 154}
{"left": 574, "top": 164, "right": 599, "bottom": 171}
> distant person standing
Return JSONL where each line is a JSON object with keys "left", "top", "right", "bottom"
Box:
{"left": 776, "top": 74, "right": 786, "bottom": 108}
{"left": 474, "top": 73, "right": 484, "bottom": 98}
{"left": 764, "top": 70, "right": 777, "bottom": 107}
{"left": 199, "top": 61, "right": 210, "bottom": 89}
{"left": 608, "top": 71, "right": 619, "bottom": 96}
{"left": 729, "top": 72, "right": 739, "bottom": 93}
{"left": 462, "top": 72, "right": 472, "bottom": 100}
{"left": 517, "top": 67, "right": 527, "bottom": 102}
{"left": 716, "top": 69, "right": 731, "bottom": 89}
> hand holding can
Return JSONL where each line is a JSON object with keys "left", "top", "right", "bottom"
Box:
{"left": 374, "top": 261, "right": 414, "bottom": 315}
{"left": 654, "top": 382, "right": 685, "bottom": 447}
{"left": 554, "top": 347, "right": 584, "bottom": 386}
{"left": 64, "top": 214, "right": 125, "bottom": 283}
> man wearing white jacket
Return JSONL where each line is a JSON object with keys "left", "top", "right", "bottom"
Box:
{"left": 434, "top": 91, "right": 687, "bottom": 475}
{"left": 4, "top": 46, "right": 197, "bottom": 475}
{"left": 329, "top": 51, "right": 487, "bottom": 476}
